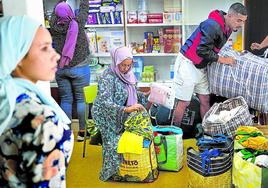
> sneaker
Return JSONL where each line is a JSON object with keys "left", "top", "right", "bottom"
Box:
{"left": 76, "top": 130, "right": 90, "bottom": 142}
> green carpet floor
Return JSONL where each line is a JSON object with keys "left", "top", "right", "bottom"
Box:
{"left": 67, "top": 138, "right": 197, "bottom": 188}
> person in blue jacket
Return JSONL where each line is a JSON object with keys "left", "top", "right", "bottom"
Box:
{"left": 173, "top": 3, "right": 247, "bottom": 126}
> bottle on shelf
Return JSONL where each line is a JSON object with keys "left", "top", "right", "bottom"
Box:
{"left": 170, "top": 64, "right": 174, "bottom": 79}
{"left": 137, "top": 0, "right": 148, "bottom": 23}
{"left": 137, "top": 0, "right": 148, "bottom": 11}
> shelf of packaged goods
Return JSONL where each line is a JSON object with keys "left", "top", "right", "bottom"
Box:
{"left": 52, "top": 80, "right": 173, "bottom": 88}
{"left": 126, "top": 23, "right": 182, "bottom": 27}
{"left": 46, "top": 24, "right": 124, "bottom": 29}
{"left": 85, "top": 24, "right": 123, "bottom": 28}
{"left": 137, "top": 80, "right": 173, "bottom": 88}
{"left": 93, "top": 53, "right": 178, "bottom": 57}
{"left": 92, "top": 53, "right": 111, "bottom": 57}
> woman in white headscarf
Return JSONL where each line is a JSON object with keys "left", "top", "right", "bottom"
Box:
{"left": 0, "top": 16, "right": 73, "bottom": 187}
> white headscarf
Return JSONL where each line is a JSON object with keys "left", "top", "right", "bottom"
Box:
{"left": 0, "top": 16, "right": 70, "bottom": 135}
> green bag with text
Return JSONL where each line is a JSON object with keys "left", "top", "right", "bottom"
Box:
{"left": 153, "top": 126, "right": 183, "bottom": 171}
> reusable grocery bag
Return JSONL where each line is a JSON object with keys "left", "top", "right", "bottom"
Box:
{"left": 208, "top": 46, "right": 268, "bottom": 112}
{"left": 202, "top": 96, "right": 253, "bottom": 137}
{"left": 232, "top": 152, "right": 268, "bottom": 188}
{"left": 148, "top": 83, "right": 175, "bottom": 109}
{"left": 114, "top": 140, "right": 159, "bottom": 182}
{"left": 232, "top": 125, "right": 268, "bottom": 187}
{"left": 124, "top": 111, "right": 154, "bottom": 140}
{"left": 153, "top": 126, "right": 183, "bottom": 171}
{"left": 197, "top": 134, "right": 234, "bottom": 153}
{"left": 187, "top": 147, "right": 232, "bottom": 188}
{"left": 113, "top": 111, "right": 158, "bottom": 182}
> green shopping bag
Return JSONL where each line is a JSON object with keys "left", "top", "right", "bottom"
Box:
{"left": 153, "top": 126, "right": 183, "bottom": 171}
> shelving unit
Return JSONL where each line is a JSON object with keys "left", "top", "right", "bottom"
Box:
{"left": 43, "top": 0, "right": 245, "bottom": 86}
{"left": 85, "top": 24, "right": 123, "bottom": 28}
{"left": 137, "top": 80, "right": 173, "bottom": 88}
{"left": 181, "top": 0, "right": 244, "bottom": 44}
{"left": 133, "top": 53, "right": 178, "bottom": 57}
{"left": 126, "top": 23, "right": 182, "bottom": 27}
{"left": 92, "top": 53, "right": 111, "bottom": 58}
{"left": 124, "top": 0, "right": 244, "bottom": 85}
{"left": 124, "top": 0, "right": 182, "bottom": 84}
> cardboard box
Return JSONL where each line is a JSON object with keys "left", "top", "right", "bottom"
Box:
{"left": 148, "top": 18, "right": 163, "bottom": 24}
{"left": 138, "top": 11, "right": 148, "bottom": 23}
{"left": 163, "top": 12, "right": 174, "bottom": 24}
{"left": 164, "top": 0, "right": 182, "bottom": 12}
{"left": 163, "top": 12, "right": 182, "bottom": 24}
{"left": 127, "top": 11, "right": 138, "bottom": 24}
{"left": 163, "top": 27, "right": 182, "bottom": 53}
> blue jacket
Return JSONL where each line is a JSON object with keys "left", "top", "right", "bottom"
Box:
{"left": 181, "top": 10, "right": 232, "bottom": 68}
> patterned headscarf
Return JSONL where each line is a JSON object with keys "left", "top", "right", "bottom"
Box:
{"left": 55, "top": 2, "right": 78, "bottom": 68}
{"left": 0, "top": 16, "right": 70, "bottom": 135}
{"left": 110, "top": 46, "right": 137, "bottom": 106}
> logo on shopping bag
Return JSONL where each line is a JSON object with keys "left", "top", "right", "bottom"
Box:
{"left": 122, "top": 160, "right": 138, "bottom": 166}
{"left": 182, "top": 109, "right": 195, "bottom": 126}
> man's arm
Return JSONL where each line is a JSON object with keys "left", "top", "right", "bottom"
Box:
{"left": 251, "top": 35, "right": 268, "bottom": 50}
{"left": 197, "top": 21, "right": 235, "bottom": 65}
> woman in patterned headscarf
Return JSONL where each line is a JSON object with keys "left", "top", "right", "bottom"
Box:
{"left": 0, "top": 16, "right": 73, "bottom": 187}
{"left": 92, "top": 46, "right": 150, "bottom": 181}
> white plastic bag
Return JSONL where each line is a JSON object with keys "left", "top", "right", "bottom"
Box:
{"left": 148, "top": 83, "right": 175, "bottom": 109}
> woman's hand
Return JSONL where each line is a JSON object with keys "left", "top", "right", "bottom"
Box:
{"left": 124, "top": 104, "right": 146, "bottom": 113}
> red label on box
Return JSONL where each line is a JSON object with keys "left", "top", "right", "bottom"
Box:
{"left": 148, "top": 18, "right": 163, "bottom": 23}
{"left": 147, "top": 13, "right": 163, "bottom": 19}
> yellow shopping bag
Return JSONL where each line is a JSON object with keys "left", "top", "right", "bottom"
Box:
{"left": 114, "top": 140, "right": 158, "bottom": 182}
{"left": 232, "top": 152, "right": 268, "bottom": 188}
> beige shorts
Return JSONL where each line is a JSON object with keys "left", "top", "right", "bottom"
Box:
{"left": 173, "top": 52, "right": 209, "bottom": 101}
